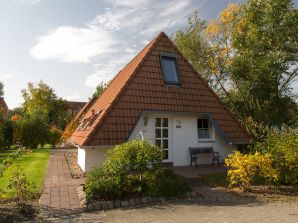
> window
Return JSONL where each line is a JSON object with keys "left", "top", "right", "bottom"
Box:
{"left": 160, "top": 55, "right": 180, "bottom": 85}
{"left": 155, "top": 118, "right": 169, "bottom": 160}
{"left": 197, "top": 119, "right": 211, "bottom": 139}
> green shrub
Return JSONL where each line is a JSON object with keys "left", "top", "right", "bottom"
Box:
{"left": 47, "top": 127, "right": 62, "bottom": 148}
{"left": 15, "top": 112, "right": 49, "bottom": 149}
{"left": 8, "top": 165, "right": 35, "bottom": 210}
{"left": 254, "top": 129, "right": 298, "bottom": 186}
{"left": 146, "top": 168, "right": 191, "bottom": 198}
{"left": 85, "top": 140, "right": 191, "bottom": 200}
{"left": 104, "top": 140, "right": 163, "bottom": 181}
{"left": 0, "top": 115, "right": 13, "bottom": 149}
{"left": 85, "top": 166, "right": 121, "bottom": 200}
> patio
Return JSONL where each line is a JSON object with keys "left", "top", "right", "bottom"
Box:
{"left": 172, "top": 164, "right": 227, "bottom": 179}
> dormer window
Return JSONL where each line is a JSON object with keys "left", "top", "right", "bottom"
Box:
{"left": 160, "top": 52, "right": 181, "bottom": 85}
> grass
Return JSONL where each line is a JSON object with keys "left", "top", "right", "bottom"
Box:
{"left": 0, "top": 149, "right": 14, "bottom": 163}
{"left": 0, "top": 148, "right": 50, "bottom": 199}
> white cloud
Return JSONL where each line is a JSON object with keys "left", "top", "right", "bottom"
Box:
{"left": 85, "top": 55, "right": 134, "bottom": 87}
{"left": 64, "top": 93, "right": 81, "bottom": 101}
{"left": 31, "top": 0, "right": 200, "bottom": 87}
{"left": 30, "top": 25, "right": 115, "bottom": 63}
{"left": 160, "top": 0, "right": 191, "bottom": 17}
{"left": 102, "top": 0, "right": 149, "bottom": 8}
{"left": 0, "top": 74, "right": 14, "bottom": 81}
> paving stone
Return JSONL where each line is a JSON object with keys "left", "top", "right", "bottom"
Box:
{"left": 94, "top": 202, "right": 102, "bottom": 211}
{"left": 121, "top": 200, "right": 129, "bottom": 207}
{"left": 135, "top": 198, "right": 142, "bottom": 205}
{"left": 141, "top": 197, "right": 148, "bottom": 204}
{"left": 129, "top": 199, "right": 136, "bottom": 206}
{"left": 107, "top": 201, "right": 114, "bottom": 209}
{"left": 114, "top": 200, "right": 121, "bottom": 208}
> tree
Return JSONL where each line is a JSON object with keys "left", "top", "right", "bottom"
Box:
{"left": 0, "top": 114, "right": 13, "bottom": 149}
{"left": 0, "top": 82, "right": 3, "bottom": 97}
{"left": 47, "top": 127, "right": 62, "bottom": 148}
{"left": 173, "top": 0, "right": 298, "bottom": 137}
{"left": 9, "top": 107, "right": 23, "bottom": 118}
{"left": 22, "top": 81, "right": 70, "bottom": 129}
{"left": 230, "top": 0, "right": 298, "bottom": 129}
{"left": 15, "top": 111, "right": 49, "bottom": 149}
{"left": 172, "top": 12, "right": 212, "bottom": 83}
{"left": 92, "top": 81, "right": 108, "bottom": 99}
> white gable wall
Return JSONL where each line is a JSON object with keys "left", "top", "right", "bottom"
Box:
{"left": 129, "top": 113, "right": 235, "bottom": 166}
{"left": 78, "top": 112, "right": 236, "bottom": 172}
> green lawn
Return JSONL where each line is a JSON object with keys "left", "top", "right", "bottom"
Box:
{"left": 0, "top": 148, "right": 50, "bottom": 199}
{"left": 0, "top": 149, "right": 14, "bottom": 163}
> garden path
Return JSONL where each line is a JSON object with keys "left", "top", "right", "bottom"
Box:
{"left": 39, "top": 149, "right": 84, "bottom": 217}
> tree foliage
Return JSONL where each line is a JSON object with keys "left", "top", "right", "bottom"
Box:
{"left": 92, "top": 81, "right": 108, "bottom": 99}
{"left": 0, "top": 114, "right": 13, "bottom": 149}
{"left": 173, "top": 0, "right": 298, "bottom": 138}
{"left": 22, "top": 81, "right": 70, "bottom": 129}
{"left": 254, "top": 129, "right": 298, "bottom": 186}
{"left": 47, "top": 127, "right": 62, "bottom": 148}
{"left": 15, "top": 111, "right": 49, "bottom": 149}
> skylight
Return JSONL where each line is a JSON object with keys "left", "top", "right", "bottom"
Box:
{"left": 160, "top": 53, "right": 181, "bottom": 85}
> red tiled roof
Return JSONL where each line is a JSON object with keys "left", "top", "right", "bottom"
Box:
{"left": 69, "top": 32, "right": 252, "bottom": 146}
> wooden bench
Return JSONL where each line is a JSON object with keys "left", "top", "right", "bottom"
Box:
{"left": 189, "top": 147, "right": 221, "bottom": 167}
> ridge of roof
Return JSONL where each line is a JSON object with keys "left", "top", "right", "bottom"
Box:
{"left": 70, "top": 32, "right": 166, "bottom": 146}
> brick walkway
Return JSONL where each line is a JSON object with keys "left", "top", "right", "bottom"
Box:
{"left": 43, "top": 199, "right": 298, "bottom": 223}
{"left": 39, "top": 149, "right": 84, "bottom": 217}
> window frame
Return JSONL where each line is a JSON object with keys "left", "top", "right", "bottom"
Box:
{"left": 159, "top": 52, "right": 181, "bottom": 85}
{"left": 154, "top": 117, "right": 170, "bottom": 161}
{"left": 197, "top": 118, "right": 212, "bottom": 140}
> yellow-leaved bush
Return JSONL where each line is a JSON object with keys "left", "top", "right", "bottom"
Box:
{"left": 225, "top": 151, "right": 277, "bottom": 190}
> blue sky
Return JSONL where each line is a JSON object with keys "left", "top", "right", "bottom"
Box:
{"left": 0, "top": 0, "right": 297, "bottom": 109}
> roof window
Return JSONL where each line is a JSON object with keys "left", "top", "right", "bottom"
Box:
{"left": 160, "top": 52, "right": 181, "bottom": 85}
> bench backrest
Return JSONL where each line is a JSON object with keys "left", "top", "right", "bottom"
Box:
{"left": 189, "top": 147, "right": 214, "bottom": 156}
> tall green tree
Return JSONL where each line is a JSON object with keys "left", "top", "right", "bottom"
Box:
{"left": 173, "top": 0, "right": 298, "bottom": 137}
{"left": 230, "top": 0, "right": 298, "bottom": 129}
{"left": 22, "top": 81, "right": 70, "bottom": 129}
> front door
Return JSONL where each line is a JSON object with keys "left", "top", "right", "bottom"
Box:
{"left": 154, "top": 117, "right": 172, "bottom": 162}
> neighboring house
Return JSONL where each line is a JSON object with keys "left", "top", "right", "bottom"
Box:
{"left": 67, "top": 101, "right": 87, "bottom": 117}
{"left": 0, "top": 97, "right": 8, "bottom": 118}
{"left": 69, "top": 32, "right": 252, "bottom": 172}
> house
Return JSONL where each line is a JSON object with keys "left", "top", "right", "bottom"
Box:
{"left": 69, "top": 32, "right": 252, "bottom": 172}
{"left": 67, "top": 101, "right": 87, "bottom": 117}
{"left": 0, "top": 97, "right": 8, "bottom": 118}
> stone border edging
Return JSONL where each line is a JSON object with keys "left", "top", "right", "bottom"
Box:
{"left": 77, "top": 185, "right": 202, "bottom": 212}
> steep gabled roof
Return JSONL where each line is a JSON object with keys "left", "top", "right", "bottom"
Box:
{"left": 69, "top": 32, "right": 252, "bottom": 146}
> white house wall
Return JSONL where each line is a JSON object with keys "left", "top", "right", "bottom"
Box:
{"left": 129, "top": 113, "right": 235, "bottom": 166}
{"left": 77, "top": 147, "right": 110, "bottom": 172}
